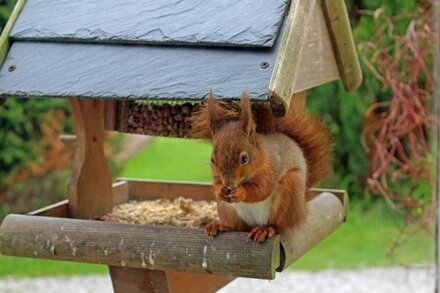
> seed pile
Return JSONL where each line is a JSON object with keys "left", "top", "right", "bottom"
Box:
{"left": 101, "top": 197, "right": 219, "bottom": 228}
{"left": 125, "top": 102, "right": 200, "bottom": 137}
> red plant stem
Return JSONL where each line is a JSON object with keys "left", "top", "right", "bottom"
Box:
{"left": 361, "top": 4, "right": 434, "bottom": 221}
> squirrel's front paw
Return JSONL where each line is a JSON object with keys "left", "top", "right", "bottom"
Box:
{"left": 248, "top": 226, "right": 277, "bottom": 243}
{"left": 218, "top": 188, "right": 246, "bottom": 203}
{"left": 204, "top": 223, "right": 231, "bottom": 238}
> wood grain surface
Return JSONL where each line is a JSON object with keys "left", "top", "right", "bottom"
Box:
{"left": 0, "top": 214, "right": 280, "bottom": 279}
{"left": 0, "top": 0, "right": 27, "bottom": 67}
{"left": 68, "top": 99, "right": 113, "bottom": 219}
{"left": 269, "top": 0, "right": 316, "bottom": 115}
{"left": 321, "top": 0, "right": 362, "bottom": 92}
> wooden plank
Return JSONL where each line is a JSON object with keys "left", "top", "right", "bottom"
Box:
{"left": 310, "top": 188, "right": 349, "bottom": 221}
{"left": 22, "top": 180, "right": 347, "bottom": 221}
{"left": 10, "top": 0, "right": 288, "bottom": 48}
{"left": 166, "top": 272, "right": 233, "bottom": 293}
{"left": 0, "top": 214, "right": 280, "bottom": 279}
{"left": 28, "top": 200, "right": 69, "bottom": 218}
{"left": 321, "top": 0, "right": 362, "bottom": 92}
{"left": 119, "top": 178, "right": 214, "bottom": 201}
{"left": 278, "top": 191, "right": 346, "bottom": 270}
{"left": 292, "top": 3, "right": 339, "bottom": 93}
{"left": 0, "top": 41, "right": 277, "bottom": 101}
{"left": 112, "top": 181, "right": 130, "bottom": 206}
{"left": 0, "top": 0, "right": 27, "bottom": 68}
{"left": 120, "top": 178, "right": 338, "bottom": 202}
{"left": 109, "top": 267, "right": 169, "bottom": 293}
{"left": 269, "top": 0, "right": 317, "bottom": 116}
{"left": 27, "top": 181, "right": 131, "bottom": 218}
{"left": 68, "top": 99, "right": 113, "bottom": 219}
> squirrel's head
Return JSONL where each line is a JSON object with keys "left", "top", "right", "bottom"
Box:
{"left": 207, "top": 92, "right": 260, "bottom": 203}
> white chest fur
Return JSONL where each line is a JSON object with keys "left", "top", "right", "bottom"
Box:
{"left": 230, "top": 197, "right": 271, "bottom": 227}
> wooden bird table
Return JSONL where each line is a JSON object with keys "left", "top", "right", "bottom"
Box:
{"left": 0, "top": 0, "right": 361, "bottom": 291}
{"left": 0, "top": 95, "right": 348, "bottom": 293}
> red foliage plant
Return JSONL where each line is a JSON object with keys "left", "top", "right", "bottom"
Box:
{"left": 360, "top": 3, "right": 437, "bottom": 223}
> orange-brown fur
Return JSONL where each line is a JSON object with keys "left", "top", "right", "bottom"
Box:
{"left": 276, "top": 106, "right": 334, "bottom": 192}
{"left": 191, "top": 92, "right": 333, "bottom": 242}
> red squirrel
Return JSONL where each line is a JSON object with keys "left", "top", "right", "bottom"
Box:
{"left": 191, "top": 92, "right": 333, "bottom": 242}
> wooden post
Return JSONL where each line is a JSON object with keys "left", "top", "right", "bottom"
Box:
{"left": 69, "top": 99, "right": 165, "bottom": 292}
{"left": 166, "top": 272, "right": 233, "bottom": 293}
{"left": 68, "top": 99, "right": 113, "bottom": 218}
{"left": 69, "top": 99, "right": 140, "bottom": 292}
{"left": 67, "top": 99, "right": 237, "bottom": 292}
{"left": 109, "top": 267, "right": 169, "bottom": 293}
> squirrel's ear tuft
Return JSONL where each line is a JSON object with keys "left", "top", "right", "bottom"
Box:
{"left": 240, "top": 91, "right": 256, "bottom": 140}
{"left": 191, "top": 91, "right": 238, "bottom": 139}
{"left": 206, "top": 93, "right": 224, "bottom": 136}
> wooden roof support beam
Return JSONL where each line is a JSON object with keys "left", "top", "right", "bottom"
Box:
{"left": 68, "top": 99, "right": 113, "bottom": 218}
{"left": 321, "top": 0, "right": 363, "bottom": 92}
{"left": 269, "top": 0, "right": 316, "bottom": 116}
{"left": 0, "top": 0, "right": 27, "bottom": 66}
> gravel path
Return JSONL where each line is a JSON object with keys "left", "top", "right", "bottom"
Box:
{"left": 0, "top": 266, "right": 434, "bottom": 293}
{"left": 220, "top": 266, "right": 435, "bottom": 293}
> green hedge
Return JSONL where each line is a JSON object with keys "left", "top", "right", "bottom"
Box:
{"left": 0, "top": 98, "right": 73, "bottom": 216}
{"left": 307, "top": 0, "right": 424, "bottom": 197}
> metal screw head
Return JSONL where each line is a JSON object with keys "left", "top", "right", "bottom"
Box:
{"left": 260, "top": 61, "right": 270, "bottom": 69}
{"left": 8, "top": 65, "right": 16, "bottom": 72}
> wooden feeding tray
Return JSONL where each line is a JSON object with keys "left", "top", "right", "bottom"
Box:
{"left": 0, "top": 179, "right": 348, "bottom": 282}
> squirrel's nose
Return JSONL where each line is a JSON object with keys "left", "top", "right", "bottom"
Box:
{"left": 222, "top": 186, "right": 234, "bottom": 195}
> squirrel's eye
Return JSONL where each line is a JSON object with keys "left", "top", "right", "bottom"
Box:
{"left": 240, "top": 152, "right": 249, "bottom": 165}
{"left": 211, "top": 156, "right": 215, "bottom": 164}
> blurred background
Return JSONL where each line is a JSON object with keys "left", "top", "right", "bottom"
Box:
{"left": 0, "top": 0, "right": 436, "bottom": 285}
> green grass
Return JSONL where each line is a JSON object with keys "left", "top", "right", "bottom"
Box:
{"left": 0, "top": 137, "right": 434, "bottom": 277}
{"left": 291, "top": 201, "right": 434, "bottom": 270}
{"left": 0, "top": 258, "right": 107, "bottom": 277}
{"left": 120, "top": 137, "right": 213, "bottom": 182}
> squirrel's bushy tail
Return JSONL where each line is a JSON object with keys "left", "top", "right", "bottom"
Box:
{"left": 190, "top": 95, "right": 334, "bottom": 189}
{"left": 275, "top": 107, "right": 334, "bottom": 189}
